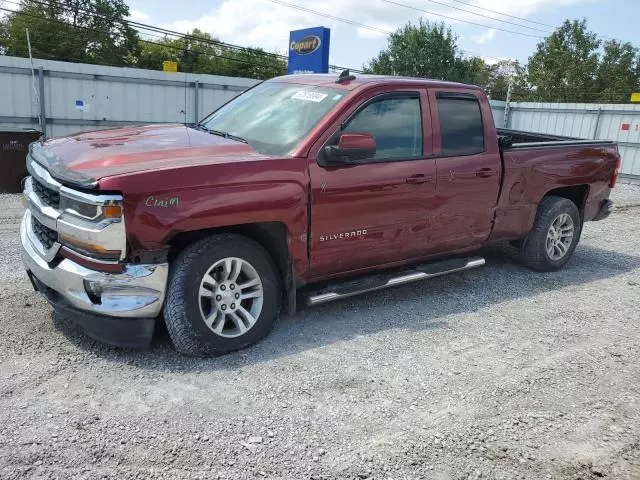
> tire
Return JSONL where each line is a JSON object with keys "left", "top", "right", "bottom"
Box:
{"left": 164, "top": 233, "right": 281, "bottom": 356}
{"left": 520, "top": 196, "right": 582, "bottom": 272}
{"left": 509, "top": 239, "right": 524, "bottom": 249}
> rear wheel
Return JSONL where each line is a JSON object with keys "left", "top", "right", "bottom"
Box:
{"left": 520, "top": 196, "right": 582, "bottom": 272}
{"left": 164, "top": 234, "right": 281, "bottom": 356}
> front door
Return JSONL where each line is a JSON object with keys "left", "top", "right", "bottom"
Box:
{"left": 308, "top": 90, "right": 438, "bottom": 279}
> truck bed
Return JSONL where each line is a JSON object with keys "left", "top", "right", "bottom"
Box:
{"left": 496, "top": 128, "right": 615, "bottom": 150}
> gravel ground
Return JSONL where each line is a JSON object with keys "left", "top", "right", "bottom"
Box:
{"left": 611, "top": 182, "right": 640, "bottom": 208}
{"left": 1, "top": 192, "right": 639, "bottom": 480}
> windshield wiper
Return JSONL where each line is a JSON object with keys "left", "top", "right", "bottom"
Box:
{"left": 195, "top": 124, "right": 248, "bottom": 144}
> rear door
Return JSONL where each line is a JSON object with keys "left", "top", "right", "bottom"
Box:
{"left": 428, "top": 89, "right": 502, "bottom": 250}
{"left": 308, "top": 88, "right": 438, "bottom": 279}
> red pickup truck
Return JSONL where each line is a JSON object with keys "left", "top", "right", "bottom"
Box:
{"left": 21, "top": 72, "right": 620, "bottom": 355}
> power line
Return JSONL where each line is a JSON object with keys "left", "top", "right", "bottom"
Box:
{"left": 128, "top": 22, "right": 290, "bottom": 61}
{"left": 419, "top": 0, "right": 552, "bottom": 33}
{"left": 444, "top": 0, "right": 558, "bottom": 28}
{"left": 378, "top": 0, "right": 543, "bottom": 38}
{"left": 266, "top": 0, "right": 391, "bottom": 36}
{"left": 421, "top": 0, "right": 619, "bottom": 42}
{"left": 266, "top": 0, "right": 623, "bottom": 51}
{"left": 263, "top": 0, "right": 506, "bottom": 61}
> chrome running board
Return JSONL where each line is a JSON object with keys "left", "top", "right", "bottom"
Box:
{"left": 306, "top": 256, "right": 485, "bottom": 306}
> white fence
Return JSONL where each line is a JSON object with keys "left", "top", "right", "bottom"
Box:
{"left": 0, "top": 55, "right": 259, "bottom": 138}
{"left": 490, "top": 100, "right": 506, "bottom": 129}
{"left": 1, "top": 55, "right": 638, "bottom": 181}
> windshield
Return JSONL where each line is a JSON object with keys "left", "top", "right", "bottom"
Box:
{"left": 199, "top": 82, "right": 346, "bottom": 156}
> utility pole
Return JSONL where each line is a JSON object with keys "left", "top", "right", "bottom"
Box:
{"left": 26, "top": 29, "right": 43, "bottom": 133}
{"left": 503, "top": 75, "right": 514, "bottom": 129}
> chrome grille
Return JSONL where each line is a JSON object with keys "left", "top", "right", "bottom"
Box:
{"left": 31, "top": 215, "right": 57, "bottom": 250}
{"left": 25, "top": 154, "right": 126, "bottom": 263}
{"left": 32, "top": 177, "right": 60, "bottom": 209}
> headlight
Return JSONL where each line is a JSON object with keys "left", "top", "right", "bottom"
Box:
{"left": 56, "top": 188, "right": 125, "bottom": 262}
{"left": 59, "top": 194, "right": 99, "bottom": 219}
{"left": 59, "top": 192, "right": 122, "bottom": 221}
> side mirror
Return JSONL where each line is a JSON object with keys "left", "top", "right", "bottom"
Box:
{"left": 323, "top": 133, "right": 376, "bottom": 164}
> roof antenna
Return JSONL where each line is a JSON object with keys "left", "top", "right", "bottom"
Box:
{"left": 336, "top": 69, "right": 356, "bottom": 83}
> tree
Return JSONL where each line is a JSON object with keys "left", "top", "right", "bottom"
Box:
{"left": 0, "top": 0, "right": 140, "bottom": 66}
{"left": 136, "top": 29, "right": 286, "bottom": 79}
{"left": 454, "top": 56, "right": 490, "bottom": 89}
{"left": 363, "top": 19, "right": 490, "bottom": 87}
{"left": 526, "top": 19, "right": 601, "bottom": 102}
{"left": 137, "top": 30, "right": 225, "bottom": 74}
{"left": 365, "top": 20, "right": 457, "bottom": 79}
{"left": 220, "top": 47, "right": 286, "bottom": 80}
{"left": 523, "top": 18, "right": 640, "bottom": 103}
{"left": 595, "top": 40, "right": 640, "bottom": 103}
{"left": 0, "top": 13, "right": 7, "bottom": 56}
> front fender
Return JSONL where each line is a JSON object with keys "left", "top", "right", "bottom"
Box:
{"left": 99, "top": 159, "right": 309, "bottom": 278}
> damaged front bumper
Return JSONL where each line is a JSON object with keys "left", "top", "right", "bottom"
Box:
{"left": 21, "top": 211, "right": 168, "bottom": 348}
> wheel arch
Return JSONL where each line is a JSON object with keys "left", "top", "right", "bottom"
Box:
{"left": 542, "top": 184, "right": 590, "bottom": 216}
{"left": 509, "top": 185, "right": 590, "bottom": 244}
{"left": 167, "top": 222, "right": 295, "bottom": 313}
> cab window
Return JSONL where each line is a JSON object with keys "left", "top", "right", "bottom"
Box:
{"left": 343, "top": 95, "right": 422, "bottom": 161}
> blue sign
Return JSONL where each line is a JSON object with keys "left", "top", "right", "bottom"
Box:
{"left": 287, "top": 27, "right": 330, "bottom": 74}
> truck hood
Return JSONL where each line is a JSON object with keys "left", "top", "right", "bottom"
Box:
{"left": 31, "top": 124, "right": 269, "bottom": 189}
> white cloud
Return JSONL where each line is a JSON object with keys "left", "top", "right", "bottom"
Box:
{"left": 158, "top": 0, "right": 421, "bottom": 50}
{"left": 471, "top": 28, "right": 496, "bottom": 45}
{"left": 160, "top": 0, "right": 317, "bottom": 52}
{"left": 155, "top": 0, "right": 599, "bottom": 59}
{"left": 1, "top": 0, "right": 20, "bottom": 12}
{"left": 129, "top": 9, "right": 151, "bottom": 22}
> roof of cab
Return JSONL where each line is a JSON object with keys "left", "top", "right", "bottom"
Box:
{"left": 271, "top": 73, "right": 481, "bottom": 91}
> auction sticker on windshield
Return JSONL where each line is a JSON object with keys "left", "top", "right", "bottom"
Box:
{"left": 292, "top": 91, "right": 328, "bottom": 102}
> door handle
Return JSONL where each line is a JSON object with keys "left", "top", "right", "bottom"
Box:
{"left": 406, "top": 174, "right": 433, "bottom": 184}
{"left": 475, "top": 168, "right": 494, "bottom": 178}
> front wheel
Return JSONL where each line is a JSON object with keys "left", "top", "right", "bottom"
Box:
{"left": 520, "top": 196, "right": 582, "bottom": 272}
{"left": 164, "top": 234, "right": 281, "bottom": 356}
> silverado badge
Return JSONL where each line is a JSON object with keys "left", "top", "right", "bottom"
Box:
{"left": 319, "top": 229, "right": 367, "bottom": 242}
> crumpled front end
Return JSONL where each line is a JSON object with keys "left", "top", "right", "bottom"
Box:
{"left": 21, "top": 147, "right": 168, "bottom": 348}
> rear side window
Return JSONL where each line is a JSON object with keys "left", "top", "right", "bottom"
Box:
{"left": 344, "top": 96, "right": 422, "bottom": 161}
{"left": 436, "top": 95, "right": 484, "bottom": 156}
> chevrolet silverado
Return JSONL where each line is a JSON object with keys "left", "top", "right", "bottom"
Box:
{"left": 21, "top": 72, "right": 620, "bottom": 355}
